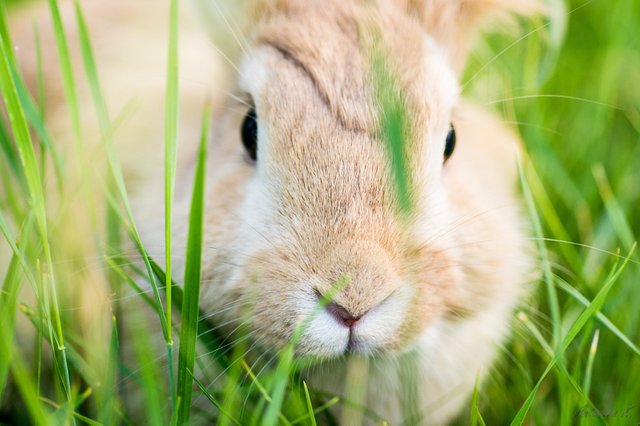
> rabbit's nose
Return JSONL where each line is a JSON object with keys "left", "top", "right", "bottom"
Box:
{"left": 326, "top": 301, "right": 363, "bottom": 328}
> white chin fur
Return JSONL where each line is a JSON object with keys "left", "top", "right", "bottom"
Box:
{"left": 298, "top": 310, "right": 350, "bottom": 357}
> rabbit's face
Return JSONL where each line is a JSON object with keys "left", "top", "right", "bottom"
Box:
{"left": 199, "top": 1, "right": 513, "bottom": 358}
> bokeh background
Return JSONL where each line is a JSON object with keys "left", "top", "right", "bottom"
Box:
{"left": 462, "top": 0, "right": 640, "bottom": 423}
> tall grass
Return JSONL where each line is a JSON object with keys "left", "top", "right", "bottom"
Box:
{"left": 164, "top": 0, "right": 180, "bottom": 412}
{"left": 0, "top": 0, "right": 638, "bottom": 425}
{"left": 0, "top": 1, "right": 72, "bottom": 414}
{"left": 459, "top": 0, "right": 640, "bottom": 424}
{"left": 176, "top": 106, "right": 210, "bottom": 425}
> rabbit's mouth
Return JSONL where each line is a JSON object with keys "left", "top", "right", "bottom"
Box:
{"left": 277, "top": 283, "right": 415, "bottom": 359}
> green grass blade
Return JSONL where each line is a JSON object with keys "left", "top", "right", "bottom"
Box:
{"left": 219, "top": 333, "right": 255, "bottom": 426}
{"left": 164, "top": 0, "right": 180, "bottom": 339}
{"left": 148, "top": 260, "right": 230, "bottom": 371}
{"left": 170, "top": 396, "right": 181, "bottom": 426}
{"left": 130, "top": 314, "right": 167, "bottom": 426}
{"left": 105, "top": 256, "right": 156, "bottom": 309}
{"left": 191, "top": 372, "right": 242, "bottom": 425}
{"left": 96, "top": 315, "right": 119, "bottom": 425}
{"left": 519, "top": 153, "right": 570, "bottom": 425}
{"left": 47, "top": 0, "right": 82, "bottom": 147}
{"left": 73, "top": 1, "right": 108, "bottom": 134}
{"left": 302, "top": 382, "right": 317, "bottom": 426}
{"left": 241, "top": 359, "right": 275, "bottom": 404}
{"left": 470, "top": 375, "right": 487, "bottom": 426}
{"left": 0, "top": 204, "right": 36, "bottom": 398}
{"left": 556, "top": 279, "right": 640, "bottom": 357}
{"left": 33, "top": 22, "right": 45, "bottom": 118}
{"left": 519, "top": 155, "right": 562, "bottom": 349}
{"left": 0, "top": 155, "right": 25, "bottom": 223}
{"left": 11, "top": 64, "right": 65, "bottom": 187}
{"left": 517, "top": 312, "right": 599, "bottom": 414}
{"left": 0, "top": 1, "right": 16, "bottom": 64}
{"left": 0, "top": 111, "right": 23, "bottom": 184}
{"left": 239, "top": 359, "right": 292, "bottom": 426}
{"left": 260, "top": 344, "right": 295, "bottom": 426}
{"left": 289, "top": 396, "right": 340, "bottom": 426}
{"left": 163, "top": 0, "right": 181, "bottom": 409}
{"left": 176, "top": 106, "right": 209, "bottom": 424}
{"left": 0, "top": 253, "right": 21, "bottom": 397}
{"left": 369, "top": 38, "right": 412, "bottom": 216}
{"left": 523, "top": 156, "right": 583, "bottom": 273}
{"left": 592, "top": 164, "right": 636, "bottom": 252}
{"left": 1, "top": 343, "right": 50, "bottom": 425}
{"left": 0, "top": 17, "right": 72, "bottom": 400}
{"left": 510, "top": 243, "right": 636, "bottom": 425}
{"left": 20, "top": 304, "right": 102, "bottom": 394}
{"left": 581, "top": 329, "right": 599, "bottom": 405}
{"left": 0, "top": 25, "right": 45, "bottom": 242}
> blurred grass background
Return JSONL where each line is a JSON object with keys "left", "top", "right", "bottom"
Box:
{"left": 461, "top": 0, "right": 640, "bottom": 423}
{"left": 0, "top": 0, "right": 639, "bottom": 424}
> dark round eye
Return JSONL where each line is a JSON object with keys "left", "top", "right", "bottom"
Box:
{"left": 241, "top": 107, "right": 258, "bottom": 161}
{"left": 444, "top": 123, "right": 456, "bottom": 162}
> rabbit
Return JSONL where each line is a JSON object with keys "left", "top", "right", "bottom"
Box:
{"left": 141, "top": 0, "right": 538, "bottom": 423}
{"left": 7, "top": 0, "right": 540, "bottom": 423}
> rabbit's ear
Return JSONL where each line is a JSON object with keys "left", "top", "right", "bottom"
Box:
{"left": 396, "top": 0, "right": 543, "bottom": 72}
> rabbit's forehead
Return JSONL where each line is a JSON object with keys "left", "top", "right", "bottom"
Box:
{"left": 238, "top": 1, "right": 458, "bottom": 135}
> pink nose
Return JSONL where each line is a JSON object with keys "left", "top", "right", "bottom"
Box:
{"left": 326, "top": 301, "right": 362, "bottom": 328}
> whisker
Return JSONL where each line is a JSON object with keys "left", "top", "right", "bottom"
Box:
{"left": 500, "top": 120, "right": 561, "bottom": 135}
{"left": 528, "top": 237, "right": 640, "bottom": 265}
{"left": 485, "top": 94, "right": 623, "bottom": 111}
{"left": 206, "top": 0, "right": 252, "bottom": 58}
{"left": 240, "top": 349, "right": 281, "bottom": 414}
{"left": 214, "top": 87, "right": 252, "bottom": 108}
{"left": 197, "top": 299, "right": 254, "bottom": 322}
{"left": 420, "top": 202, "right": 522, "bottom": 248}
{"left": 197, "top": 315, "right": 251, "bottom": 339}
{"left": 196, "top": 334, "right": 262, "bottom": 391}
{"left": 462, "top": 23, "right": 551, "bottom": 90}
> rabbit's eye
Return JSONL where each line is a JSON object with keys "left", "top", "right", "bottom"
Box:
{"left": 444, "top": 123, "right": 456, "bottom": 162}
{"left": 241, "top": 107, "right": 258, "bottom": 161}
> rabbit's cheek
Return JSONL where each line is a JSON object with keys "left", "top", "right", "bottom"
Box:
{"left": 388, "top": 246, "right": 461, "bottom": 350}
{"left": 391, "top": 288, "right": 448, "bottom": 352}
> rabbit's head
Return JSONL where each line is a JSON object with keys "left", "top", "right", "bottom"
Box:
{"left": 191, "top": 0, "right": 535, "bottom": 358}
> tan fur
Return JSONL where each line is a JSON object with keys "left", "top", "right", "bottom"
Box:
{"left": 403, "top": 0, "right": 543, "bottom": 71}
{"left": 9, "top": 0, "right": 538, "bottom": 423}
